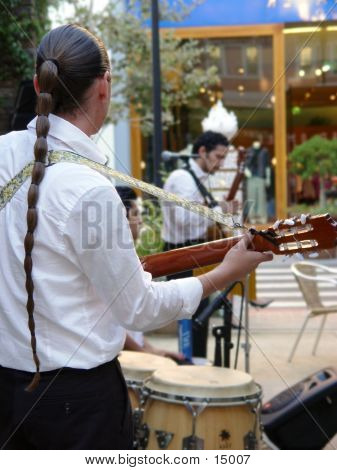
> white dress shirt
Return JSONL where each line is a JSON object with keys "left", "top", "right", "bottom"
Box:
{"left": 162, "top": 159, "right": 221, "bottom": 244}
{"left": 0, "top": 114, "right": 202, "bottom": 372}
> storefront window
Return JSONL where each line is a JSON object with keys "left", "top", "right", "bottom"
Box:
{"left": 285, "top": 27, "right": 337, "bottom": 213}
{"left": 166, "top": 36, "right": 275, "bottom": 223}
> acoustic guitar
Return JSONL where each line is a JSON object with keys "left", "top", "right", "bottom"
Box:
{"left": 142, "top": 214, "right": 337, "bottom": 278}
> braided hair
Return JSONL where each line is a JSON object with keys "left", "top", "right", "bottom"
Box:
{"left": 24, "top": 24, "right": 110, "bottom": 391}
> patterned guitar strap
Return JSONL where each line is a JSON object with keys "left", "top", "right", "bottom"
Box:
{"left": 0, "top": 150, "right": 243, "bottom": 232}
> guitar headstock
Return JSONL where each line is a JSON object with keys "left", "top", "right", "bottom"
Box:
{"left": 250, "top": 214, "right": 337, "bottom": 255}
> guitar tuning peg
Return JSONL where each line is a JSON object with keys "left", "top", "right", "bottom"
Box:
{"left": 300, "top": 214, "right": 307, "bottom": 225}
{"left": 284, "top": 218, "right": 295, "bottom": 226}
{"left": 293, "top": 253, "right": 305, "bottom": 260}
{"left": 309, "top": 252, "right": 319, "bottom": 258}
{"left": 273, "top": 220, "right": 282, "bottom": 230}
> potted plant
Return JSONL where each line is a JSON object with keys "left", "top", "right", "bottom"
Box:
{"left": 288, "top": 136, "right": 337, "bottom": 208}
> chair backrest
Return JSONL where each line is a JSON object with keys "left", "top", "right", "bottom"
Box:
{"left": 291, "top": 262, "right": 324, "bottom": 310}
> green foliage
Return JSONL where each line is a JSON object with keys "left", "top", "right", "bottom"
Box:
{"left": 289, "top": 202, "right": 337, "bottom": 217}
{"left": 136, "top": 198, "right": 164, "bottom": 256}
{"left": 288, "top": 135, "right": 337, "bottom": 179}
{"left": 0, "top": 0, "right": 57, "bottom": 81}
{"left": 59, "top": 0, "right": 219, "bottom": 135}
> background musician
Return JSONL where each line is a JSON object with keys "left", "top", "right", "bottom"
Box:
{"left": 162, "top": 130, "right": 239, "bottom": 359}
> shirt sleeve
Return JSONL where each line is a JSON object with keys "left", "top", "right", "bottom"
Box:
{"left": 62, "top": 186, "right": 203, "bottom": 332}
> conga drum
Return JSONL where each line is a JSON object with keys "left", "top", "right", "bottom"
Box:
{"left": 118, "top": 351, "right": 177, "bottom": 449}
{"left": 118, "top": 351, "right": 177, "bottom": 409}
{"left": 143, "top": 366, "right": 262, "bottom": 450}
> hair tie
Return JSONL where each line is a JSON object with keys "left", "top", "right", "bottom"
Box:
{"left": 46, "top": 58, "right": 60, "bottom": 72}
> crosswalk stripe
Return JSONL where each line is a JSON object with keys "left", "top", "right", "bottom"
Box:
{"left": 255, "top": 261, "right": 337, "bottom": 308}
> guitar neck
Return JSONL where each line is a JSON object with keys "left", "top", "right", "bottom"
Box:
{"left": 226, "top": 172, "right": 244, "bottom": 202}
{"left": 140, "top": 213, "right": 337, "bottom": 278}
{"left": 141, "top": 234, "right": 268, "bottom": 278}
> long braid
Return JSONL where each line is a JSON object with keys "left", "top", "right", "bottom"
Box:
{"left": 21, "top": 23, "right": 110, "bottom": 391}
{"left": 24, "top": 60, "right": 58, "bottom": 392}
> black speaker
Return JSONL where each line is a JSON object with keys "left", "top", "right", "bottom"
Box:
{"left": 10, "top": 80, "right": 36, "bottom": 131}
{"left": 261, "top": 367, "right": 337, "bottom": 449}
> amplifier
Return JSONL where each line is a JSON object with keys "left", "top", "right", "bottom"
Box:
{"left": 261, "top": 367, "right": 337, "bottom": 449}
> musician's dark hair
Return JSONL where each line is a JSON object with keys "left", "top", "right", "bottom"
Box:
{"left": 115, "top": 186, "right": 137, "bottom": 216}
{"left": 192, "top": 131, "right": 229, "bottom": 155}
{"left": 23, "top": 24, "right": 110, "bottom": 391}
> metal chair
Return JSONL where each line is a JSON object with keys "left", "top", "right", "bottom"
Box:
{"left": 288, "top": 261, "right": 337, "bottom": 362}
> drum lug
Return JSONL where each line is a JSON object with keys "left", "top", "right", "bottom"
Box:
{"left": 133, "top": 409, "right": 149, "bottom": 450}
{"left": 183, "top": 435, "right": 204, "bottom": 450}
{"left": 244, "top": 431, "right": 257, "bottom": 450}
{"left": 155, "top": 430, "right": 174, "bottom": 449}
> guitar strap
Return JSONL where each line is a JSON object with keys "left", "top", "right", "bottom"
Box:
{"left": 0, "top": 150, "right": 242, "bottom": 231}
{"left": 183, "top": 162, "right": 219, "bottom": 209}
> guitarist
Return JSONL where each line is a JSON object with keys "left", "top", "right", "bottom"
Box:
{"left": 162, "top": 131, "right": 239, "bottom": 358}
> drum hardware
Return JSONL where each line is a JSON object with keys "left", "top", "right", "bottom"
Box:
{"left": 133, "top": 409, "right": 150, "bottom": 450}
{"left": 132, "top": 389, "right": 150, "bottom": 450}
{"left": 155, "top": 430, "right": 174, "bottom": 449}
{"left": 243, "top": 393, "right": 262, "bottom": 449}
{"left": 182, "top": 401, "right": 208, "bottom": 450}
{"left": 243, "top": 431, "right": 257, "bottom": 450}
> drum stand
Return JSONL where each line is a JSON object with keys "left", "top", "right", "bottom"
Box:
{"left": 212, "top": 296, "right": 234, "bottom": 368}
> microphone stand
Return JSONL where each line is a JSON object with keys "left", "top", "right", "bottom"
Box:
{"left": 194, "top": 282, "right": 244, "bottom": 368}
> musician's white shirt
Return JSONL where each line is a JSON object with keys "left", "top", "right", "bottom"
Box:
{"left": 162, "top": 159, "right": 221, "bottom": 244}
{"left": 0, "top": 114, "right": 202, "bottom": 372}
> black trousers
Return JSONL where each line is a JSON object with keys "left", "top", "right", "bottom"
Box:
{"left": 0, "top": 358, "right": 133, "bottom": 450}
{"left": 164, "top": 240, "right": 209, "bottom": 358}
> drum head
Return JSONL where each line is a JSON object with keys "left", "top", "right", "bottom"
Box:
{"left": 145, "top": 365, "right": 260, "bottom": 401}
{"left": 118, "top": 351, "right": 177, "bottom": 382}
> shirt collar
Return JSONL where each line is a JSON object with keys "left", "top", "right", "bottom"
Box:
{"left": 189, "top": 157, "right": 208, "bottom": 180}
{"left": 27, "top": 114, "right": 108, "bottom": 165}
